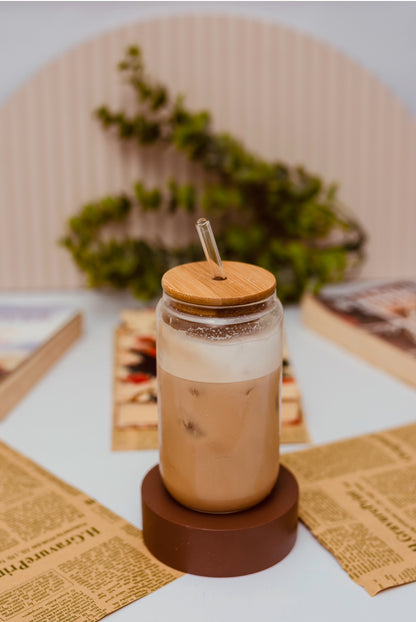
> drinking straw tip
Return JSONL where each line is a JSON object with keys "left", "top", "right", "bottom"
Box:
{"left": 195, "top": 219, "right": 226, "bottom": 280}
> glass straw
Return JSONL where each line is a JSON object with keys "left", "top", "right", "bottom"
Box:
{"left": 196, "top": 218, "right": 227, "bottom": 280}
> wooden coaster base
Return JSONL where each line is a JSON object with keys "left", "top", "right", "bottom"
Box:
{"left": 141, "top": 464, "right": 298, "bottom": 577}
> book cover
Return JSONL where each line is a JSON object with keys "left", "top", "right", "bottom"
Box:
{"left": 301, "top": 281, "right": 416, "bottom": 387}
{"left": 0, "top": 305, "right": 83, "bottom": 420}
{"left": 112, "top": 309, "right": 309, "bottom": 450}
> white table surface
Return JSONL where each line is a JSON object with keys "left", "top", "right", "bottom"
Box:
{"left": 1, "top": 289, "right": 415, "bottom": 621}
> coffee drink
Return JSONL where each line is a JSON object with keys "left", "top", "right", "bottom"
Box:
{"left": 157, "top": 319, "right": 281, "bottom": 513}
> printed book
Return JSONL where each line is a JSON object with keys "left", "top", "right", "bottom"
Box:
{"left": 0, "top": 305, "right": 83, "bottom": 420}
{"left": 301, "top": 281, "right": 416, "bottom": 388}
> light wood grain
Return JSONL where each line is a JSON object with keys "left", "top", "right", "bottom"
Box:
{"left": 162, "top": 261, "right": 276, "bottom": 307}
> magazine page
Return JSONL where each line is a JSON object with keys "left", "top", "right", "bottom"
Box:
{"left": 282, "top": 422, "right": 416, "bottom": 595}
{"left": 112, "top": 309, "right": 310, "bottom": 449}
{"left": 0, "top": 441, "right": 181, "bottom": 621}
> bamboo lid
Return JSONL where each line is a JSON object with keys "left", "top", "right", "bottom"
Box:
{"left": 162, "top": 261, "right": 276, "bottom": 307}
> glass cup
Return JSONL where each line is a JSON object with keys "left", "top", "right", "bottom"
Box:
{"left": 156, "top": 289, "right": 283, "bottom": 513}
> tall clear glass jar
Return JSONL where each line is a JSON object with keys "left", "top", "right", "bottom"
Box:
{"left": 156, "top": 261, "right": 284, "bottom": 513}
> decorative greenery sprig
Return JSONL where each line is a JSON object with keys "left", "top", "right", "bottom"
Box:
{"left": 61, "top": 45, "right": 366, "bottom": 302}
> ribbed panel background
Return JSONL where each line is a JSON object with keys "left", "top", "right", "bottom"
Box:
{"left": 0, "top": 14, "right": 415, "bottom": 290}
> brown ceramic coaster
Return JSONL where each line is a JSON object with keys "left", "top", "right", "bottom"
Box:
{"left": 141, "top": 464, "right": 298, "bottom": 577}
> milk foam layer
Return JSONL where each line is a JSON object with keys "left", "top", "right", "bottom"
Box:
{"left": 158, "top": 320, "right": 281, "bottom": 383}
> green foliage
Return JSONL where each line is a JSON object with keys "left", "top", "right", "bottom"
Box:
{"left": 61, "top": 45, "right": 366, "bottom": 302}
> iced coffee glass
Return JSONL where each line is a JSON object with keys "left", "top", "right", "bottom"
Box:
{"left": 156, "top": 262, "right": 283, "bottom": 513}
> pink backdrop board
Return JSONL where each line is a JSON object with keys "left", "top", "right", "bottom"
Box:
{"left": 1, "top": 14, "right": 415, "bottom": 290}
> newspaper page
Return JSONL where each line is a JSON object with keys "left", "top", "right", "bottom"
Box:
{"left": 0, "top": 440, "right": 181, "bottom": 621}
{"left": 281, "top": 422, "right": 416, "bottom": 595}
{"left": 113, "top": 309, "right": 310, "bottom": 450}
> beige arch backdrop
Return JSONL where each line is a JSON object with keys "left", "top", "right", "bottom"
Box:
{"left": 1, "top": 14, "right": 415, "bottom": 290}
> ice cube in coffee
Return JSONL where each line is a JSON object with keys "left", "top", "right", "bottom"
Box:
{"left": 156, "top": 261, "right": 283, "bottom": 513}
